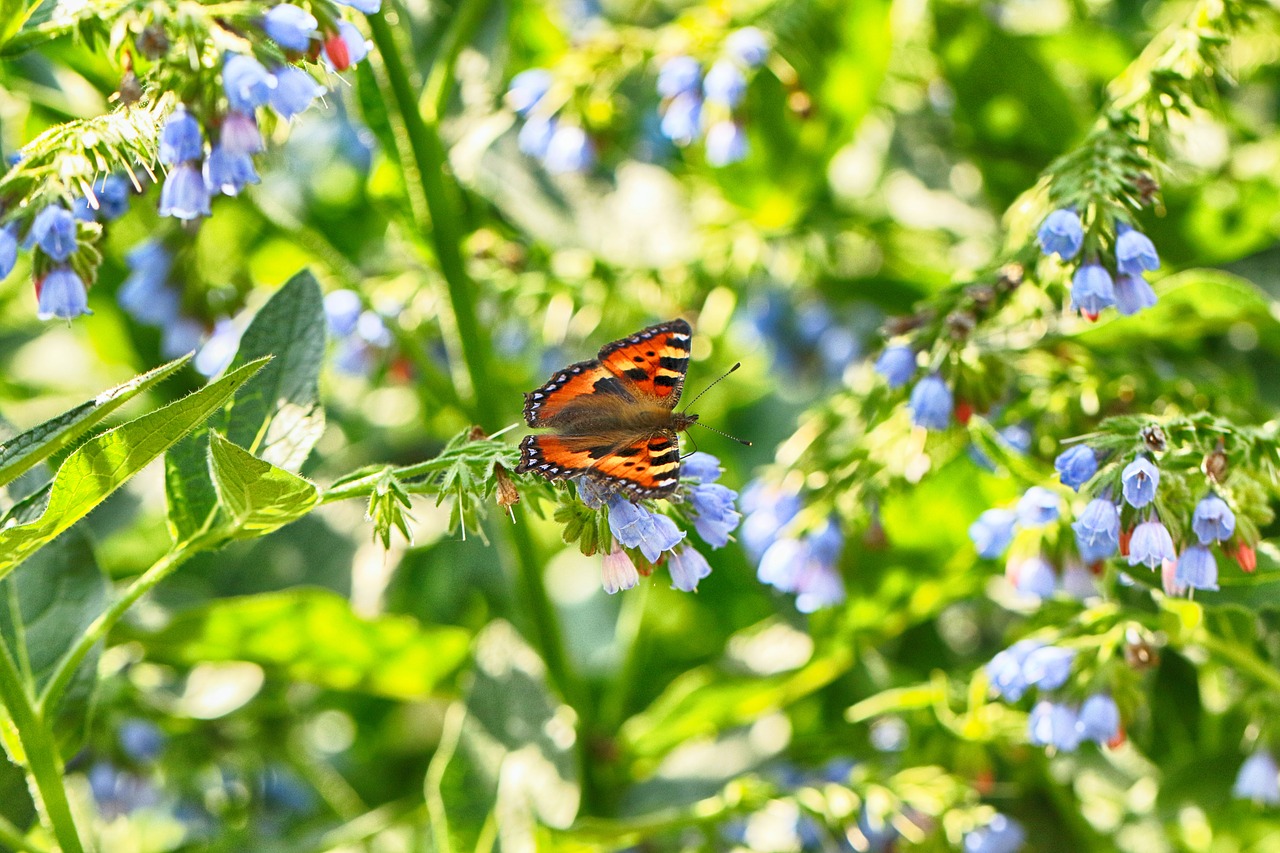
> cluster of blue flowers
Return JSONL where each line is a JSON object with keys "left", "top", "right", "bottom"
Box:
{"left": 873, "top": 345, "right": 955, "bottom": 431}
{"left": 1037, "top": 209, "right": 1160, "bottom": 321}
{"left": 963, "top": 813, "right": 1026, "bottom": 853}
{"left": 506, "top": 69, "right": 597, "bottom": 174}
{"left": 577, "top": 452, "right": 740, "bottom": 594}
{"left": 1062, "top": 448, "right": 1239, "bottom": 595}
{"left": 741, "top": 480, "right": 846, "bottom": 612}
{"left": 324, "top": 289, "right": 393, "bottom": 376}
{"left": 743, "top": 293, "right": 863, "bottom": 382}
{"left": 1233, "top": 749, "right": 1280, "bottom": 806}
{"left": 655, "top": 27, "right": 770, "bottom": 167}
{"left": 986, "top": 639, "right": 1121, "bottom": 752}
{"left": 0, "top": 174, "right": 133, "bottom": 320}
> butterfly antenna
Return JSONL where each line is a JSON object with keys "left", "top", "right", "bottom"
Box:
{"left": 682, "top": 362, "right": 742, "bottom": 412}
{"left": 691, "top": 421, "right": 752, "bottom": 446}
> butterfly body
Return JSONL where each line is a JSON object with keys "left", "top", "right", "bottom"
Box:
{"left": 517, "top": 319, "right": 695, "bottom": 499}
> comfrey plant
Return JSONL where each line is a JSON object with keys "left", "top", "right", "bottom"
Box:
{"left": 0, "top": 0, "right": 373, "bottom": 321}
{"left": 558, "top": 452, "right": 741, "bottom": 594}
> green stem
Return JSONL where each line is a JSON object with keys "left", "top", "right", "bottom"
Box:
{"left": 0, "top": 644, "right": 83, "bottom": 853}
{"left": 39, "top": 542, "right": 196, "bottom": 716}
{"left": 366, "top": 7, "right": 499, "bottom": 429}
{"left": 1198, "top": 632, "right": 1280, "bottom": 693}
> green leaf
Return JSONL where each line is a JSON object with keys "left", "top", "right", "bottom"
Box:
{"left": 207, "top": 432, "right": 319, "bottom": 540}
{"left": 0, "top": 360, "right": 265, "bottom": 581}
{"left": 126, "top": 588, "right": 470, "bottom": 701}
{"left": 0, "top": 356, "right": 190, "bottom": 489}
{"left": 166, "top": 270, "right": 327, "bottom": 541}
{"left": 0, "top": 531, "right": 108, "bottom": 751}
{"left": 427, "top": 621, "right": 579, "bottom": 853}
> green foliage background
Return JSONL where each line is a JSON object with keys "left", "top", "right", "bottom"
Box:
{"left": 0, "top": 0, "right": 1279, "bottom": 851}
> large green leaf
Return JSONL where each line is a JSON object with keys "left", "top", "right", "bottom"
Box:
{"left": 0, "top": 355, "right": 190, "bottom": 489}
{"left": 0, "top": 531, "right": 107, "bottom": 750}
{"left": 0, "top": 359, "right": 265, "bottom": 581}
{"left": 207, "top": 432, "right": 319, "bottom": 540}
{"left": 427, "top": 620, "right": 579, "bottom": 853}
{"left": 126, "top": 589, "right": 470, "bottom": 701}
{"left": 166, "top": 270, "right": 327, "bottom": 541}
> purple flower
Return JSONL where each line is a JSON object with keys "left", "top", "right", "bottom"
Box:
{"left": 739, "top": 480, "right": 801, "bottom": 559}
{"left": 30, "top": 205, "right": 77, "bottom": 261}
{"left": 37, "top": 267, "right": 90, "bottom": 320}
{"left": 162, "top": 317, "right": 205, "bottom": 358}
{"left": 1073, "top": 498, "right": 1120, "bottom": 563}
{"left": 1054, "top": 445, "right": 1097, "bottom": 491}
{"left": 324, "top": 289, "right": 363, "bottom": 337}
{"left": 204, "top": 145, "right": 259, "bottom": 196}
{"left": 986, "top": 639, "right": 1044, "bottom": 702}
{"left": 703, "top": 60, "right": 747, "bottom": 107}
{"left": 1037, "top": 208, "right": 1083, "bottom": 260}
{"left": 159, "top": 107, "right": 204, "bottom": 164}
{"left": 689, "top": 483, "right": 741, "bottom": 548}
{"left": 668, "top": 545, "right": 712, "bottom": 592}
{"left": 1071, "top": 262, "right": 1115, "bottom": 320}
{"left": 223, "top": 53, "right": 275, "bottom": 112}
{"left": 1233, "top": 750, "right": 1280, "bottom": 805}
{"left": 77, "top": 175, "right": 130, "bottom": 221}
{"left": 88, "top": 763, "right": 159, "bottom": 819}
{"left": 334, "top": 0, "right": 380, "bottom": 13}
{"left": 270, "top": 65, "right": 325, "bottom": 119}
{"left": 608, "top": 498, "right": 685, "bottom": 562}
{"left": 1061, "top": 559, "right": 1099, "bottom": 599}
{"left": 1016, "top": 486, "right": 1060, "bottom": 527}
{"left": 195, "top": 318, "right": 241, "bottom": 376}
{"left": 963, "top": 813, "right": 1025, "bottom": 853}
{"left": 322, "top": 22, "right": 371, "bottom": 70}
{"left": 657, "top": 56, "right": 702, "bottom": 98}
{"left": 220, "top": 111, "right": 264, "bottom": 156}
{"left": 1077, "top": 693, "right": 1120, "bottom": 744}
{"left": 543, "top": 125, "right": 595, "bottom": 174}
{"left": 601, "top": 544, "right": 639, "bottom": 594}
{"left": 874, "top": 345, "right": 916, "bottom": 389}
{"left": 0, "top": 224, "right": 17, "bottom": 278}
{"left": 1192, "top": 494, "right": 1235, "bottom": 544}
{"left": 1115, "top": 223, "right": 1160, "bottom": 275}
{"left": 908, "top": 374, "right": 952, "bottom": 430}
{"left": 118, "top": 240, "right": 179, "bottom": 325}
{"left": 160, "top": 162, "right": 212, "bottom": 219}
{"left": 1175, "top": 544, "right": 1218, "bottom": 591}
{"left": 680, "top": 452, "right": 722, "bottom": 483}
{"left": 704, "top": 121, "right": 747, "bottom": 166}
{"left": 660, "top": 92, "right": 702, "bottom": 146}
{"left": 1114, "top": 273, "right": 1157, "bottom": 316}
{"left": 118, "top": 719, "right": 166, "bottom": 764}
{"left": 1028, "top": 701, "right": 1081, "bottom": 751}
{"left": 262, "top": 5, "right": 318, "bottom": 51}
{"left": 970, "top": 508, "right": 1016, "bottom": 559}
{"left": 726, "top": 27, "right": 770, "bottom": 68}
{"left": 1121, "top": 457, "right": 1159, "bottom": 508}
{"left": 507, "top": 68, "right": 553, "bottom": 116}
{"left": 518, "top": 114, "right": 556, "bottom": 158}
{"left": 1011, "top": 556, "right": 1056, "bottom": 599}
{"left": 1023, "top": 644, "right": 1075, "bottom": 690}
{"left": 757, "top": 522, "right": 846, "bottom": 611}
{"left": 1128, "top": 520, "right": 1175, "bottom": 569}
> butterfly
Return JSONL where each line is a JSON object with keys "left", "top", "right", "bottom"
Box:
{"left": 516, "top": 319, "right": 698, "bottom": 499}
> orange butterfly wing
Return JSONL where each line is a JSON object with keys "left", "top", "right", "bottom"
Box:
{"left": 517, "top": 320, "right": 694, "bottom": 498}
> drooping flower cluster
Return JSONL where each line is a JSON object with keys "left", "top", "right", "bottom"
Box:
{"left": 1037, "top": 209, "right": 1160, "bottom": 322}
{"left": 655, "top": 27, "right": 770, "bottom": 167}
{"left": 506, "top": 69, "right": 597, "bottom": 175}
{"left": 576, "top": 452, "right": 740, "bottom": 594}
{"left": 117, "top": 240, "right": 206, "bottom": 358}
{"left": 742, "top": 481, "right": 846, "bottom": 612}
{"left": 986, "top": 639, "right": 1121, "bottom": 753}
{"left": 872, "top": 344, "right": 957, "bottom": 431}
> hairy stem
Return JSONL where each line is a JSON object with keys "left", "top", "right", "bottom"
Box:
{"left": 0, "top": 643, "right": 83, "bottom": 853}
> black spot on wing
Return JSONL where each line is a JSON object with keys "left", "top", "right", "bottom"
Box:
{"left": 654, "top": 375, "right": 679, "bottom": 388}
{"left": 658, "top": 356, "right": 689, "bottom": 371}
{"left": 592, "top": 375, "right": 631, "bottom": 396}
{"left": 623, "top": 367, "right": 648, "bottom": 382}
